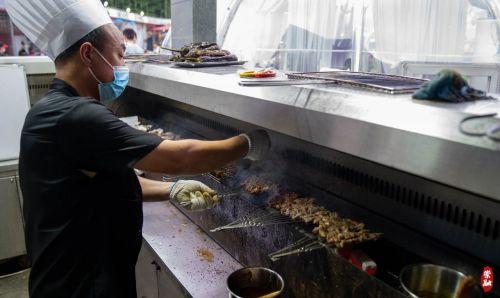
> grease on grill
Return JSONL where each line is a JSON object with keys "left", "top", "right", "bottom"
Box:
{"left": 270, "top": 192, "right": 381, "bottom": 248}
{"left": 197, "top": 248, "right": 214, "bottom": 262}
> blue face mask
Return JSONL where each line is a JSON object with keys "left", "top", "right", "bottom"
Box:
{"left": 88, "top": 48, "right": 129, "bottom": 103}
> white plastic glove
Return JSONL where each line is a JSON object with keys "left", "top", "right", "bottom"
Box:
{"left": 239, "top": 129, "right": 271, "bottom": 161}
{"left": 169, "top": 180, "right": 220, "bottom": 211}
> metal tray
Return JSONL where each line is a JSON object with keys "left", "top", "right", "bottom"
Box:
{"left": 287, "top": 71, "right": 428, "bottom": 94}
{"left": 172, "top": 60, "right": 246, "bottom": 68}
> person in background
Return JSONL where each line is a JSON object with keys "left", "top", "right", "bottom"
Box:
{"left": 123, "top": 28, "right": 144, "bottom": 55}
{"left": 0, "top": 42, "right": 9, "bottom": 56}
{"left": 152, "top": 42, "right": 161, "bottom": 54}
{"left": 18, "top": 41, "right": 28, "bottom": 56}
{"left": 145, "top": 30, "right": 154, "bottom": 52}
{"left": 28, "top": 41, "right": 40, "bottom": 56}
{"left": 158, "top": 32, "right": 166, "bottom": 48}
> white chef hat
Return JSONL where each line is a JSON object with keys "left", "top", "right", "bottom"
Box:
{"left": 6, "top": 0, "right": 112, "bottom": 60}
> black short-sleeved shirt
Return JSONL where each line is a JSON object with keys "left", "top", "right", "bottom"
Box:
{"left": 19, "top": 79, "right": 163, "bottom": 298}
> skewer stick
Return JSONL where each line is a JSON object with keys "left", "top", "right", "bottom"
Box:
{"left": 160, "top": 46, "right": 181, "bottom": 52}
{"left": 210, "top": 208, "right": 295, "bottom": 232}
{"left": 202, "top": 173, "right": 222, "bottom": 184}
{"left": 269, "top": 238, "right": 325, "bottom": 261}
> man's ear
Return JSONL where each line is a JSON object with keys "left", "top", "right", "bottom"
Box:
{"left": 80, "top": 42, "right": 93, "bottom": 67}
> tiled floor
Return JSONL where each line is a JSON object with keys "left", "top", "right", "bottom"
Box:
{"left": 0, "top": 268, "right": 29, "bottom": 298}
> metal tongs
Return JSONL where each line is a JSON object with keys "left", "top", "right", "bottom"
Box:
{"left": 268, "top": 236, "right": 327, "bottom": 262}
{"left": 160, "top": 46, "right": 181, "bottom": 52}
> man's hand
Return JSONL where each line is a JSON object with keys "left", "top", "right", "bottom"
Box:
{"left": 239, "top": 129, "right": 271, "bottom": 161}
{"left": 169, "top": 180, "right": 220, "bottom": 211}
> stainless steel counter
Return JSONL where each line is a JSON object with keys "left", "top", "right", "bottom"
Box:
{"left": 0, "top": 159, "right": 24, "bottom": 262}
{"left": 141, "top": 201, "right": 242, "bottom": 298}
{"left": 128, "top": 63, "right": 500, "bottom": 200}
{"left": 0, "top": 160, "right": 18, "bottom": 175}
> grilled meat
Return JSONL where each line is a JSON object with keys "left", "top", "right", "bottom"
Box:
{"left": 185, "top": 49, "right": 230, "bottom": 58}
{"left": 146, "top": 128, "right": 181, "bottom": 140}
{"left": 160, "top": 131, "right": 182, "bottom": 140}
{"left": 209, "top": 164, "right": 237, "bottom": 181}
{"left": 133, "top": 124, "right": 182, "bottom": 140}
{"left": 133, "top": 123, "right": 152, "bottom": 132}
{"left": 241, "top": 177, "right": 275, "bottom": 194}
{"left": 148, "top": 128, "right": 164, "bottom": 136}
{"left": 171, "top": 42, "right": 237, "bottom": 63}
{"left": 180, "top": 42, "right": 218, "bottom": 54}
{"left": 271, "top": 193, "right": 381, "bottom": 248}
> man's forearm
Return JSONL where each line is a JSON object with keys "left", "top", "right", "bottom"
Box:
{"left": 138, "top": 176, "right": 173, "bottom": 202}
{"left": 135, "top": 136, "right": 248, "bottom": 175}
{"left": 178, "top": 136, "right": 248, "bottom": 174}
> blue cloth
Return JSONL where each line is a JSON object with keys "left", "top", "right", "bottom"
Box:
{"left": 412, "top": 69, "right": 492, "bottom": 103}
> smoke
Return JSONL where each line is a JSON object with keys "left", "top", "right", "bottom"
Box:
{"left": 124, "top": 95, "right": 292, "bottom": 208}
{"left": 231, "top": 148, "right": 291, "bottom": 207}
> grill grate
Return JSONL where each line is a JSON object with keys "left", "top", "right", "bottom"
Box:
{"left": 140, "top": 100, "right": 500, "bottom": 264}
{"left": 156, "top": 105, "right": 500, "bottom": 244}
{"left": 283, "top": 149, "right": 500, "bottom": 242}
{"left": 165, "top": 105, "right": 242, "bottom": 136}
{"left": 287, "top": 71, "right": 427, "bottom": 94}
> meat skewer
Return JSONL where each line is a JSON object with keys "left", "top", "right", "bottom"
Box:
{"left": 160, "top": 46, "right": 181, "bottom": 52}
{"left": 132, "top": 122, "right": 182, "bottom": 140}
{"left": 207, "top": 164, "right": 237, "bottom": 181}
{"left": 241, "top": 177, "right": 275, "bottom": 195}
{"left": 270, "top": 193, "right": 381, "bottom": 248}
{"left": 169, "top": 42, "right": 238, "bottom": 63}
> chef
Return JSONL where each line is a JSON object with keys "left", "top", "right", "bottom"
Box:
{"left": 6, "top": 0, "right": 269, "bottom": 297}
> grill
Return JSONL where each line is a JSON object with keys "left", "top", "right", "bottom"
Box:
{"left": 116, "top": 87, "right": 500, "bottom": 297}
{"left": 287, "top": 71, "right": 428, "bottom": 94}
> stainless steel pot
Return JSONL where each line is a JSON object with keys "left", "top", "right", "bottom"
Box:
{"left": 400, "top": 264, "right": 481, "bottom": 298}
{"left": 227, "top": 267, "right": 284, "bottom": 298}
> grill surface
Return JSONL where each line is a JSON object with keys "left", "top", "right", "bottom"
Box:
{"left": 114, "top": 88, "right": 500, "bottom": 297}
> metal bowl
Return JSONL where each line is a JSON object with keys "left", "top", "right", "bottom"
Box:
{"left": 400, "top": 264, "right": 481, "bottom": 298}
{"left": 227, "top": 267, "right": 284, "bottom": 298}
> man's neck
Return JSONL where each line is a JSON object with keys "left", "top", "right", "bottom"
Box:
{"left": 55, "top": 63, "right": 99, "bottom": 99}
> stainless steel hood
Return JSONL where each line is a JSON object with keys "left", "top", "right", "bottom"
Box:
{"left": 127, "top": 63, "right": 500, "bottom": 201}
